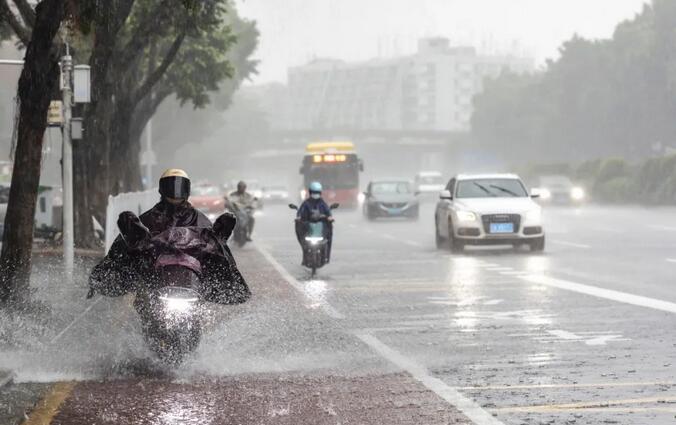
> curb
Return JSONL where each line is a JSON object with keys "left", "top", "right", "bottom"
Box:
{"left": 0, "top": 369, "right": 15, "bottom": 389}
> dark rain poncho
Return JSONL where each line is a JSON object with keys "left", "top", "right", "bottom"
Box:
{"left": 89, "top": 200, "right": 250, "bottom": 305}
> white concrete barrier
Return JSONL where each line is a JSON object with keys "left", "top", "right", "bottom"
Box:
{"left": 105, "top": 189, "right": 158, "bottom": 252}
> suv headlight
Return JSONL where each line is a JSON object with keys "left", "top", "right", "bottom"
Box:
{"left": 456, "top": 210, "right": 477, "bottom": 222}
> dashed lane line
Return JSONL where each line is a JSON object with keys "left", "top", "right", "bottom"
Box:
{"left": 494, "top": 395, "right": 676, "bottom": 413}
{"left": 255, "top": 243, "right": 345, "bottom": 320}
{"left": 648, "top": 224, "right": 676, "bottom": 232}
{"left": 520, "top": 274, "right": 676, "bottom": 314}
{"left": 459, "top": 381, "right": 676, "bottom": 391}
{"left": 549, "top": 239, "right": 591, "bottom": 249}
{"left": 666, "top": 258, "right": 676, "bottom": 264}
{"left": 355, "top": 331, "right": 504, "bottom": 425}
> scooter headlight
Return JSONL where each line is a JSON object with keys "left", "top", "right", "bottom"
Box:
{"left": 160, "top": 297, "right": 195, "bottom": 312}
{"left": 305, "top": 236, "right": 324, "bottom": 245}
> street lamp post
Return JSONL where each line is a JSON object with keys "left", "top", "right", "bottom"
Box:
{"left": 60, "top": 53, "right": 74, "bottom": 278}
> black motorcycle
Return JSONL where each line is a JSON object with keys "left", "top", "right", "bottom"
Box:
{"left": 289, "top": 203, "right": 338, "bottom": 277}
{"left": 133, "top": 229, "right": 205, "bottom": 364}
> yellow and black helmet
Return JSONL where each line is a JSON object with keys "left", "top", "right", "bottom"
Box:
{"left": 159, "top": 168, "right": 191, "bottom": 200}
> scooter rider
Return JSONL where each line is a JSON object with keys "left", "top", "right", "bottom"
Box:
{"left": 295, "top": 182, "right": 334, "bottom": 265}
{"left": 88, "top": 168, "right": 249, "bottom": 305}
{"left": 226, "top": 181, "right": 257, "bottom": 241}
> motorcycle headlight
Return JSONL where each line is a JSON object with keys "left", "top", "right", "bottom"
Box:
{"left": 456, "top": 210, "right": 477, "bottom": 222}
{"left": 571, "top": 187, "right": 585, "bottom": 201}
{"left": 160, "top": 297, "right": 196, "bottom": 313}
{"left": 357, "top": 192, "right": 366, "bottom": 203}
{"left": 305, "top": 236, "right": 324, "bottom": 245}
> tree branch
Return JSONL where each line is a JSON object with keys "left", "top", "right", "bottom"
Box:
{"left": 116, "top": 0, "right": 174, "bottom": 70}
{"left": 132, "top": 30, "right": 186, "bottom": 106}
{"left": 11, "top": 0, "right": 34, "bottom": 28}
{"left": 0, "top": 0, "right": 30, "bottom": 44}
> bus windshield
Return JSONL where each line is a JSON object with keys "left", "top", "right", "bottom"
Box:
{"left": 305, "top": 164, "right": 359, "bottom": 190}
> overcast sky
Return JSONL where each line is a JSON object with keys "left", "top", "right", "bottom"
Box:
{"left": 235, "top": 0, "right": 649, "bottom": 84}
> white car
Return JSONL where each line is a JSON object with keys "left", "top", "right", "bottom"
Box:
{"left": 414, "top": 171, "right": 445, "bottom": 196}
{"left": 434, "top": 174, "right": 545, "bottom": 252}
{"left": 261, "top": 185, "right": 290, "bottom": 203}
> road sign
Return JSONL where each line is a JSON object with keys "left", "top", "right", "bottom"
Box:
{"left": 47, "top": 101, "right": 63, "bottom": 126}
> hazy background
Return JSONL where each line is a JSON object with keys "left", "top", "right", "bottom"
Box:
{"left": 236, "top": 0, "right": 648, "bottom": 83}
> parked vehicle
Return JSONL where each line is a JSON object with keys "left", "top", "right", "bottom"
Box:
{"left": 435, "top": 174, "right": 545, "bottom": 252}
{"left": 363, "top": 180, "right": 419, "bottom": 220}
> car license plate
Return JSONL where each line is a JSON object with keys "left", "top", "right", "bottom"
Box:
{"left": 489, "top": 222, "right": 514, "bottom": 233}
{"left": 387, "top": 208, "right": 402, "bottom": 214}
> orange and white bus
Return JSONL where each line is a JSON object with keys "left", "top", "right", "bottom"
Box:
{"left": 299, "top": 141, "right": 364, "bottom": 208}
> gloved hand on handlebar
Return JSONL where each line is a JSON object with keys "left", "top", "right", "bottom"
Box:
{"left": 213, "top": 211, "right": 237, "bottom": 242}
{"left": 117, "top": 211, "right": 151, "bottom": 249}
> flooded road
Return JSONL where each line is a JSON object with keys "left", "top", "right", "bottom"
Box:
{"left": 2, "top": 204, "right": 676, "bottom": 424}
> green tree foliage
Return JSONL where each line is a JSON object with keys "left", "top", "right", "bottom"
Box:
{"left": 472, "top": 0, "right": 676, "bottom": 163}
{"left": 72, "top": 0, "right": 257, "bottom": 246}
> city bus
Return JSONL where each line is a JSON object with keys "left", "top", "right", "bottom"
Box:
{"left": 299, "top": 141, "right": 363, "bottom": 208}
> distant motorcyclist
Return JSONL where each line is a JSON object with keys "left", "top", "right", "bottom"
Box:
{"left": 295, "top": 181, "right": 334, "bottom": 265}
{"left": 89, "top": 168, "right": 250, "bottom": 305}
{"left": 226, "top": 181, "right": 257, "bottom": 241}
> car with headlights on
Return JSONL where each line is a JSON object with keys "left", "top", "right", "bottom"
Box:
{"left": 363, "top": 180, "right": 419, "bottom": 220}
{"left": 536, "top": 175, "right": 585, "bottom": 204}
{"left": 190, "top": 184, "right": 225, "bottom": 222}
{"left": 261, "top": 185, "right": 289, "bottom": 203}
{"left": 435, "top": 174, "right": 544, "bottom": 252}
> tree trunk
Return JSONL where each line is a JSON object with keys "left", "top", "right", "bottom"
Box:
{"left": 73, "top": 0, "right": 136, "bottom": 248}
{"left": 0, "top": 0, "right": 65, "bottom": 304}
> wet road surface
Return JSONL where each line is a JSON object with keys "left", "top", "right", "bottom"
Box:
{"left": 2, "top": 204, "right": 676, "bottom": 424}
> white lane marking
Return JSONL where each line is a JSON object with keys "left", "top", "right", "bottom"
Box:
{"left": 544, "top": 330, "right": 627, "bottom": 345}
{"left": 355, "top": 332, "right": 504, "bottom": 425}
{"left": 593, "top": 227, "right": 622, "bottom": 234}
{"left": 499, "top": 271, "right": 528, "bottom": 276}
{"left": 404, "top": 240, "right": 422, "bottom": 247}
{"left": 648, "top": 225, "right": 676, "bottom": 232}
{"left": 550, "top": 239, "right": 591, "bottom": 249}
{"left": 486, "top": 267, "right": 513, "bottom": 272}
{"left": 50, "top": 297, "right": 103, "bottom": 344}
{"left": 666, "top": 258, "right": 676, "bottom": 264}
{"left": 255, "top": 243, "right": 345, "bottom": 320}
{"left": 521, "top": 274, "right": 676, "bottom": 314}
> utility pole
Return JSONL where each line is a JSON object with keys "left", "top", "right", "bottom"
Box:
{"left": 145, "top": 117, "right": 153, "bottom": 188}
{"left": 142, "top": 90, "right": 155, "bottom": 189}
{"left": 61, "top": 49, "right": 74, "bottom": 279}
